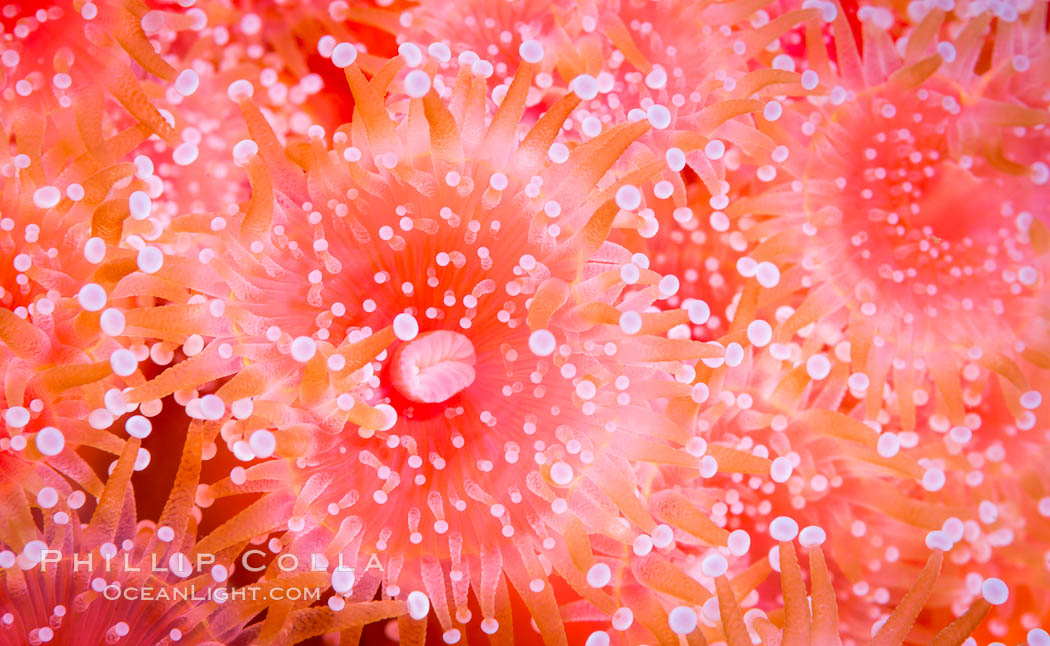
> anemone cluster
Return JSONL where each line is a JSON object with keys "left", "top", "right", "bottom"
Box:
{"left": 1, "top": 0, "right": 1048, "bottom": 645}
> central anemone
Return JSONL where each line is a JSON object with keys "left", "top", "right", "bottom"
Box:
{"left": 127, "top": 41, "right": 727, "bottom": 644}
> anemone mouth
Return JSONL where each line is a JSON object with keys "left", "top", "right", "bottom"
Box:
{"left": 389, "top": 330, "right": 477, "bottom": 404}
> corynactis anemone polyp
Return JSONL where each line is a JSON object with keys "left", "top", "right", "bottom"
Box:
{"left": 0, "top": 416, "right": 406, "bottom": 646}
{"left": 156, "top": 0, "right": 405, "bottom": 135}
{"left": 0, "top": 63, "right": 191, "bottom": 542}
{"left": 120, "top": 43, "right": 735, "bottom": 643}
{"left": 628, "top": 180, "right": 746, "bottom": 341}
{"left": 0, "top": 0, "right": 193, "bottom": 157}
{"left": 708, "top": 544, "right": 1006, "bottom": 646}
{"left": 399, "top": 0, "right": 566, "bottom": 88}
{"left": 566, "top": 465, "right": 1006, "bottom": 646}
{"left": 1, "top": 0, "right": 1048, "bottom": 644}
{"left": 622, "top": 340, "right": 1031, "bottom": 642}
{"left": 888, "top": 379, "right": 1050, "bottom": 644}
{"left": 401, "top": 0, "right": 823, "bottom": 224}
{"left": 718, "top": 2, "right": 1050, "bottom": 433}
{"left": 0, "top": 437, "right": 239, "bottom": 646}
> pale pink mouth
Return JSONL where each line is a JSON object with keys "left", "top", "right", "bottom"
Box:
{"left": 389, "top": 330, "right": 477, "bottom": 404}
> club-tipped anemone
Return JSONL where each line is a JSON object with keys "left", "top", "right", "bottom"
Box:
{"left": 107, "top": 44, "right": 752, "bottom": 644}
{"left": 154, "top": 0, "right": 410, "bottom": 136}
{"left": 565, "top": 500, "right": 1003, "bottom": 645}
{"left": 147, "top": 67, "right": 329, "bottom": 218}
{"left": 542, "top": 338, "right": 1001, "bottom": 642}
{"left": 0, "top": 18, "right": 202, "bottom": 520}
{"left": 545, "top": 0, "right": 826, "bottom": 150}
{"left": 399, "top": 0, "right": 568, "bottom": 94}
{"left": 0, "top": 1, "right": 1048, "bottom": 645}
{"left": 0, "top": 416, "right": 407, "bottom": 646}
{"left": 0, "top": 521, "right": 244, "bottom": 646}
{"left": 621, "top": 175, "right": 754, "bottom": 342}
{"left": 398, "top": 0, "right": 828, "bottom": 226}
{"left": 887, "top": 375, "right": 1050, "bottom": 644}
{"left": 608, "top": 279, "right": 1048, "bottom": 642}
{"left": 0, "top": 426, "right": 232, "bottom": 646}
{"left": 0, "top": 121, "right": 154, "bottom": 382}
{"left": 641, "top": 543, "right": 1003, "bottom": 646}
{"left": 622, "top": 246, "right": 1048, "bottom": 641}
{"left": 0, "top": 0, "right": 196, "bottom": 157}
{"left": 711, "top": 0, "right": 1050, "bottom": 433}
